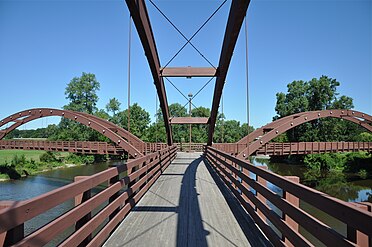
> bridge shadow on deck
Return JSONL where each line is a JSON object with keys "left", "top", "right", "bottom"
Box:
{"left": 105, "top": 153, "right": 270, "bottom": 246}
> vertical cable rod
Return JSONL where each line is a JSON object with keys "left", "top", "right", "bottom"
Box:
{"left": 245, "top": 16, "right": 250, "bottom": 158}
{"left": 127, "top": 16, "right": 132, "bottom": 132}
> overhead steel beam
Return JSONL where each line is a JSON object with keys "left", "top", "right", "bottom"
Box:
{"left": 207, "top": 0, "right": 251, "bottom": 145}
{"left": 170, "top": 117, "right": 209, "bottom": 125}
{"left": 160, "top": 67, "right": 217, "bottom": 78}
{"left": 126, "top": 0, "right": 173, "bottom": 145}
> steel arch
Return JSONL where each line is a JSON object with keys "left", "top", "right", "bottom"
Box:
{"left": 0, "top": 108, "right": 143, "bottom": 158}
{"left": 236, "top": 109, "right": 372, "bottom": 159}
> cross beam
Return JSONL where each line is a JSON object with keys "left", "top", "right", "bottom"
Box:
{"left": 207, "top": 0, "right": 251, "bottom": 145}
{"left": 126, "top": 0, "right": 173, "bottom": 145}
{"left": 160, "top": 67, "right": 217, "bottom": 78}
{"left": 170, "top": 117, "right": 209, "bottom": 125}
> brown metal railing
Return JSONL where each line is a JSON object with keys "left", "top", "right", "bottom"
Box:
{"left": 0, "top": 145, "right": 177, "bottom": 246}
{"left": 205, "top": 146, "right": 372, "bottom": 246}
{"left": 0, "top": 140, "right": 123, "bottom": 155}
{"left": 212, "top": 142, "right": 372, "bottom": 156}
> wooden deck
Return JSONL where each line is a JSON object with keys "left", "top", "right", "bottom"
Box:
{"left": 104, "top": 152, "right": 270, "bottom": 247}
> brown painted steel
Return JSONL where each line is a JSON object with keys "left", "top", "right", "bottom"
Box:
{"left": 0, "top": 146, "right": 177, "bottom": 246}
{"left": 236, "top": 109, "right": 372, "bottom": 158}
{"left": 0, "top": 108, "right": 143, "bottom": 157}
{"left": 160, "top": 67, "right": 217, "bottom": 77}
{"left": 207, "top": 0, "right": 251, "bottom": 145}
{"left": 169, "top": 117, "right": 209, "bottom": 124}
{"left": 126, "top": 0, "right": 172, "bottom": 145}
{"left": 205, "top": 146, "right": 372, "bottom": 246}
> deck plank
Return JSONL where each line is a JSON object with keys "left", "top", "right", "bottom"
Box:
{"left": 104, "top": 152, "right": 269, "bottom": 247}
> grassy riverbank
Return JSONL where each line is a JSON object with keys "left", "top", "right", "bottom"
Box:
{"left": 0, "top": 150, "right": 97, "bottom": 180}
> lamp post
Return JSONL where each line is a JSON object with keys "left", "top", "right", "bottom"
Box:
{"left": 188, "top": 93, "right": 193, "bottom": 152}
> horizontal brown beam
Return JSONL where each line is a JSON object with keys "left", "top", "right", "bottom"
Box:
{"left": 170, "top": 117, "right": 209, "bottom": 124}
{"left": 160, "top": 67, "right": 217, "bottom": 77}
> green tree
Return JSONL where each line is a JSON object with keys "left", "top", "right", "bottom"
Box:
{"left": 116, "top": 103, "right": 151, "bottom": 139}
{"left": 274, "top": 76, "right": 361, "bottom": 142}
{"left": 64, "top": 72, "right": 100, "bottom": 114}
{"left": 106, "top": 98, "right": 121, "bottom": 116}
{"left": 55, "top": 72, "right": 104, "bottom": 141}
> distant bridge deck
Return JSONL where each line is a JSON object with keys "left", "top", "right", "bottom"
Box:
{"left": 1, "top": 140, "right": 371, "bottom": 157}
{"left": 104, "top": 152, "right": 270, "bottom": 247}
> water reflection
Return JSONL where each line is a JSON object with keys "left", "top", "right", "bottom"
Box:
{"left": 252, "top": 157, "right": 372, "bottom": 203}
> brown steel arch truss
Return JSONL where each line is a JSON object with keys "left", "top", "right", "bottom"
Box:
{"left": 236, "top": 109, "right": 372, "bottom": 158}
{"left": 0, "top": 108, "right": 144, "bottom": 158}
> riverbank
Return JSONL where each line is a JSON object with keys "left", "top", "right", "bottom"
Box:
{"left": 0, "top": 150, "right": 101, "bottom": 181}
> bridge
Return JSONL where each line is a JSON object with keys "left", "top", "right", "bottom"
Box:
{"left": 1, "top": 0, "right": 372, "bottom": 247}
{"left": 1, "top": 139, "right": 371, "bottom": 157}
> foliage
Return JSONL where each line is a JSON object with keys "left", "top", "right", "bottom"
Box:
{"left": 304, "top": 153, "right": 346, "bottom": 172}
{"left": 274, "top": 76, "right": 363, "bottom": 142}
{"left": 354, "top": 132, "right": 372, "bottom": 142}
{"left": 39, "top": 151, "right": 58, "bottom": 163}
{"left": 106, "top": 98, "right": 121, "bottom": 116}
{"left": 64, "top": 72, "right": 100, "bottom": 114}
{"left": 65, "top": 153, "right": 95, "bottom": 165}
{"left": 358, "top": 169, "right": 368, "bottom": 179}
{"left": 115, "top": 103, "right": 151, "bottom": 139}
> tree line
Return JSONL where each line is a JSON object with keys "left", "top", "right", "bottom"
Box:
{"left": 6, "top": 72, "right": 253, "bottom": 143}
{"left": 5, "top": 73, "right": 371, "bottom": 143}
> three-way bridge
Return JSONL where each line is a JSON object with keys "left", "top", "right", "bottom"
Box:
{"left": 1, "top": 0, "right": 372, "bottom": 246}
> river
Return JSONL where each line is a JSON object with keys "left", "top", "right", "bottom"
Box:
{"left": 0, "top": 157, "right": 371, "bottom": 246}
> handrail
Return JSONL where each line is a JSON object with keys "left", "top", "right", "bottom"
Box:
{"left": 205, "top": 146, "right": 372, "bottom": 246}
{"left": 0, "top": 145, "right": 177, "bottom": 246}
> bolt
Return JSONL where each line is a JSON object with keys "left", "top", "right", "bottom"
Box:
{"left": 276, "top": 131, "right": 279, "bottom": 134}
{"left": 50, "top": 110, "right": 53, "bottom": 113}
{"left": 260, "top": 141, "right": 263, "bottom": 144}
{"left": 39, "top": 110, "right": 42, "bottom": 113}
{"left": 330, "top": 111, "right": 332, "bottom": 114}
{"left": 290, "top": 122, "right": 293, "bottom": 126}
{"left": 103, "top": 130, "right": 105, "bottom": 133}
{"left": 28, "top": 111, "right": 31, "bottom": 114}
{"left": 352, "top": 111, "right": 355, "bottom": 114}
{"left": 10, "top": 117, "right": 12, "bottom": 119}
{"left": 318, "top": 113, "right": 320, "bottom": 116}
{"left": 305, "top": 117, "right": 307, "bottom": 120}
{"left": 118, "top": 140, "right": 121, "bottom": 143}
{"left": 88, "top": 122, "right": 91, "bottom": 125}
{"left": 243, "top": 153, "right": 246, "bottom": 157}
{"left": 19, "top": 113, "right": 22, "bottom": 116}
{"left": 62, "top": 112, "right": 65, "bottom": 116}
{"left": 342, "top": 111, "right": 344, "bottom": 114}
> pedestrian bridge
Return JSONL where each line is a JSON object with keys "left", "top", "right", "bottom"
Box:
{"left": 1, "top": 148, "right": 371, "bottom": 247}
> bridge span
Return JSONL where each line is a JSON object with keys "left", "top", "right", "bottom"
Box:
{"left": 1, "top": 139, "right": 371, "bottom": 157}
{"left": 1, "top": 148, "right": 371, "bottom": 247}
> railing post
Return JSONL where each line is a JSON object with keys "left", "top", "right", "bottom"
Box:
{"left": 347, "top": 202, "right": 371, "bottom": 247}
{"left": 108, "top": 164, "right": 121, "bottom": 221}
{"left": 74, "top": 176, "right": 92, "bottom": 246}
{"left": 283, "top": 176, "right": 300, "bottom": 247}
{"left": 0, "top": 201, "right": 24, "bottom": 246}
{"left": 256, "top": 166, "right": 267, "bottom": 222}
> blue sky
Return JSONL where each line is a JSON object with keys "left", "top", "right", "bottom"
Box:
{"left": 0, "top": 0, "right": 371, "bottom": 131}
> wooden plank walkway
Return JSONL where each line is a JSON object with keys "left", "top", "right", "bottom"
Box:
{"left": 104, "top": 152, "right": 270, "bottom": 247}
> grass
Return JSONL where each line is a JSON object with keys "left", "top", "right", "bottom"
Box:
{"left": 0, "top": 150, "right": 69, "bottom": 164}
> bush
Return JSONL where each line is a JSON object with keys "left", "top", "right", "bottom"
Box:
{"left": 304, "top": 153, "right": 346, "bottom": 172}
{"left": 40, "top": 151, "right": 58, "bottom": 163}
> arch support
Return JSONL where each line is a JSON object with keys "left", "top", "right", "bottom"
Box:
{"left": 236, "top": 109, "right": 372, "bottom": 159}
{"left": 0, "top": 108, "right": 144, "bottom": 158}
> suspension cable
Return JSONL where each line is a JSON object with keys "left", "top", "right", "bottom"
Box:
{"left": 151, "top": 0, "right": 227, "bottom": 69}
{"left": 191, "top": 77, "right": 214, "bottom": 100}
{"left": 164, "top": 77, "right": 197, "bottom": 109}
{"left": 245, "top": 16, "right": 250, "bottom": 158}
{"left": 128, "top": 16, "right": 132, "bottom": 132}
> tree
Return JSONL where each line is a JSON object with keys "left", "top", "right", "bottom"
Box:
{"left": 274, "top": 76, "right": 362, "bottom": 142}
{"left": 116, "top": 103, "right": 151, "bottom": 139}
{"left": 64, "top": 72, "right": 100, "bottom": 114}
{"left": 106, "top": 98, "right": 121, "bottom": 116}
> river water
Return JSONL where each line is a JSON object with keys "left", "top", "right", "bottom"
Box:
{"left": 0, "top": 157, "right": 371, "bottom": 246}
